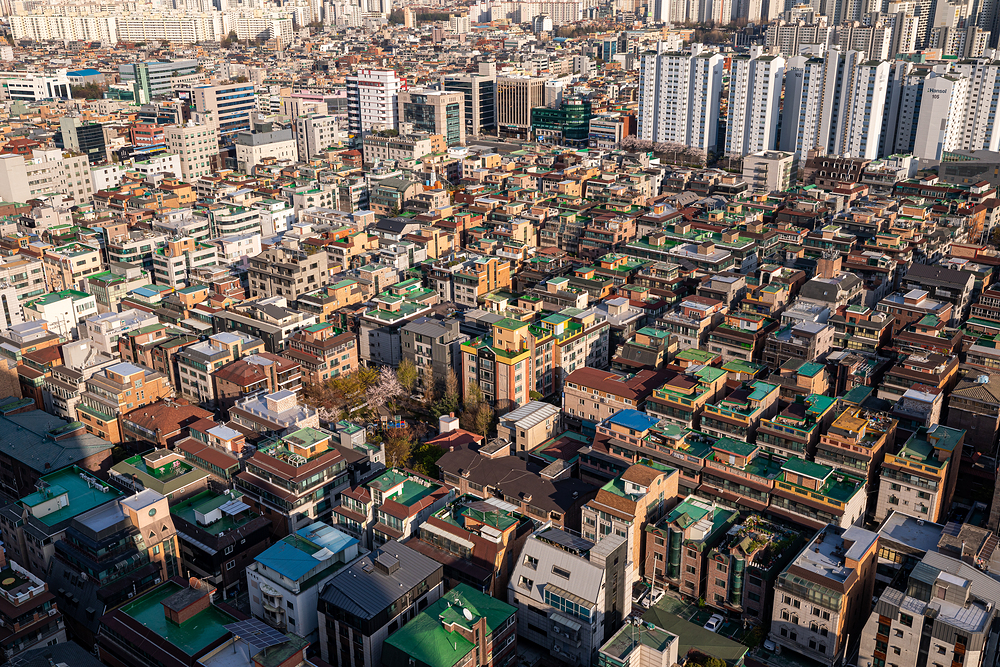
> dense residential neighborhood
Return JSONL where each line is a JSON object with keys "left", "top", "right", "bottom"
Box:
{"left": 3, "top": 2, "right": 1000, "bottom": 667}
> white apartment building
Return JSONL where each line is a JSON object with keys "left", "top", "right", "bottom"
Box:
{"left": 912, "top": 73, "right": 969, "bottom": 160}
{"left": 130, "top": 153, "right": 183, "bottom": 179}
{"left": 78, "top": 309, "right": 160, "bottom": 356}
{"left": 347, "top": 69, "right": 404, "bottom": 135}
{"left": 780, "top": 55, "right": 827, "bottom": 158}
{"left": 152, "top": 237, "right": 219, "bottom": 288}
{"left": 840, "top": 60, "right": 890, "bottom": 159}
{"left": 234, "top": 128, "right": 298, "bottom": 172}
{"left": 165, "top": 123, "right": 219, "bottom": 180}
{"left": 638, "top": 43, "right": 724, "bottom": 152}
{"left": 23, "top": 290, "right": 98, "bottom": 338}
{"left": 726, "top": 50, "right": 784, "bottom": 156}
{"left": 0, "top": 149, "right": 93, "bottom": 206}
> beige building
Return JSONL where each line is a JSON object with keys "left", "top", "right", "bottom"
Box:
{"left": 165, "top": 122, "right": 219, "bottom": 180}
{"left": 362, "top": 132, "right": 444, "bottom": 165}
{"left": 496, "top": 400, "right": 561, "bottom": 454}
{"left": 742, "top": 150, "right": 796, "bottom": 193}
{"left": 497, "top": 76, "right": 545, "bottom": 134}
{"left": 0, "top": 149, "right": 93, "bottom": 206}
{"left": 248, "top": 246, "right": 329, "bottom": 300}
{"left": 43, "top": 242, "right": 104, "bottom": 291}
{"left": 770, "top": 524, "right": 878, "bottom": 666}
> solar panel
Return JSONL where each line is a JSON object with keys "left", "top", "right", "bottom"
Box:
{"left": 224, "top": 619, "right": 290, "bottom": 649}
{"left": 539, "top": 528, "right": 594, "bottom": 553}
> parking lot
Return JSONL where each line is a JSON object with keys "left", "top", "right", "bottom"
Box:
{"left": 648, "top": 594, "right": 755, "bottom": 644}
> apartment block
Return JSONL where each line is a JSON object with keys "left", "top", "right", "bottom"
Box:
{"left": 248, "top": 246, "right": 328, "bottom": 300}
{"left": 77, "top": 361, "right": 172, "bottom": 443}
{"left": 770, "top": 524, "right": 878, "bottom": 666}
{"left": 875, "top": 425, "right": 964, "bottom": 524}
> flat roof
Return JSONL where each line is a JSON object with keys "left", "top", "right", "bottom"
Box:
{"left": 120, "top": 581, "right": 235, "bottom": 655}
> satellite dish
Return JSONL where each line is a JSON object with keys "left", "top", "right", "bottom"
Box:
{"left": 463, "top": 608, "right": 473, "bottom": 621}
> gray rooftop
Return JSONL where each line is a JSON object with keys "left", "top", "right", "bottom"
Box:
{"left": 320, "top": 541, "right": 441, "bottom": 620}
{"left": 877, "top": 511, "right": 944, "bottom": 555}
{"left": 503, "top": 401, "right": 560, "bottom": 430}
{"left": 0, "top": 408, "right": 113, "bottom": 474}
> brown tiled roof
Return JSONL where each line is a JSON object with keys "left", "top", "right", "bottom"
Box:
{"left": 124, "top": 401, "right": 213, "bottom": 435}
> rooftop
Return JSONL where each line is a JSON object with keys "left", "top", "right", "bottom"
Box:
{"left": 20, "top": 466, "right": 122, "bottom": 528}
{"left": 118, "top": 581, "right": 235, "bottom": 656}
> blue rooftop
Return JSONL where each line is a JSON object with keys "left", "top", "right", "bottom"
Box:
{"left": 255, "top": 535, "right": 326, "bottom": 582}
{"left": 68, "top": 69, "right": 101, "bottom": 76}
{"left": 298, "top": 522, "right": 358, "bottom": 554}
{"left": 606, "top": 409, "right": 660, "bottom": 432}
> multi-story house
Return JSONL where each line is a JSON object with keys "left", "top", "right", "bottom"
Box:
{"left": 0, "top": 466, "right": 123, "bottom": 578}
{"left": 359, "top": 293, "right": 434, "bottom": 368}
{"left": 151, "top": 237, "right": 218, "bottom": 288}
{"left": 281, "top": 322, "right": 358, "bottom": 385}
{"left": 22, "top": 289, "right": 98, "bottom": 339}
{"left": 169, "top": 488, "right": 272, "bottom": 599}
{"left": 400, "top": 316, "right": 467, "bottom": 395}
{"left": 318, "top": 541, "right": 444, "bottom": 667}
{"left": 756, "top": 393, "right": 838, "bottom": 460}
{"left": 707, "top": 311, "right": 779, "bottom": 363}
{"left": 229, "top": 389, "right": 320, "bottom": 434}
{"left": 235, "top": 425, "right": 351, "bottom": 537}
{"left": 382, "top": 583, "right": 518, "bottom": 667}
{"left": 296, "top": 280, "right": 365, "bottom": 323}
{"left": 858, "top": 550, "right": 999, "bottom": 667}
{"left": 508, "top": 526, "right": 629, "bottom": 666}
{"left": 770, "top": 524, "right": 878, "bottom": 666}
{"left": 814, "top": 407, "right": 896, "bottom": 493}
{"left": 764, "top": 321, "right": 836, "bottom": 368}
{"left": 77, "top": 361, "right": 172, "bottom": 443}
{"left": 0, "top": 559, "right": 65, "bottom": 659}
{"left": 247, "top": 521, "right": 361, "bottom": 642}
{"left": 877, "top": 352, "right": 959, "bottom": 404}
{"left": 42, "top": 242, "right": 103, "bottom": 292}
{"left": 658, "top": 296, "right": 727, "bottom": 350}
{"left": 462, "top": 316, "right": 557, "bottom": 414}
{"left": 561, "top": 368, "right": 667, "bottom": 435}
{"left": 174, "top": 332, "right": 264, "bottom": 405}
{"left": 901, "top": 262, "right": 975, "bottom": 324}
{"left": 212, "top": 352, "right": 301, "bottom": 412}
{"left": 47, "top": 489, "right": 180, "bottom": 648}
{"left": 645, "top": 365, "right": 728, "bottom": 430}
{"left": 643, "top": 495, "right": 738, "bottom": 601}
{"left": 78, "top": 308, "right": 159, "bottom": 356}
{"left": 875, "top": 425, "right": 964, "bottom": 524}
{"left": 405, "top": 497, "right": 533, "bottom": 596}
{"left": 580, "top": 461, "right": 677, "bottom": 586}
{"left": 83, "top": 263, "right": 148, "bottom": 314}
{"left": 452, "top": 256, "right": 512, "bottom": 308}
{"left": 0, "top": 254, "right": 47, "bottom": 302}
{"left": 700, "top": 379, "right": 780, "bottom": 444}
{"left": 495, "top": 401, "right": 561, "bottom": 456}
{"left": 330, "top": 468, "right": 451, "bottom": 550}
{"left": 877, "top": 289, "right": 954, "bottom": 337}
{"left": 248, "top": 246, "right": 329, "bottom": 301}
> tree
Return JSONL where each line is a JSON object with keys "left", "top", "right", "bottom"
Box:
{"left": 384, "top": 424, "right": 414, "bottom": 468}
{"left": 431, "top": 368, "right": 460, "bottom": 417}
{"left": 231, "top": 75, "right": 249, "bottom": 83}
{"left": 221, "top": 30, "right": 239, "bottom": 47}
{"left": 71, "top": 83, "right": 104, "bottom": 100}
{"left": 370, "top": 365, "right": 404, "bottom": 412}
{"left": 464, "top": 381, "right": 483, "bottom": 413}
{"left": 411, "top": 442, "right": 445, "bottom": 477}
{"left": 473, "top": 402, "right": 494, "bottom": 439}
{"left": 397, "top": 358, "right": 418, "bottom": 395}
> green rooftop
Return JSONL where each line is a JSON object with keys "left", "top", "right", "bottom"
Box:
{"left": 170, "top": 489, "right": 258, "bottom": 534}
{"left": 120, "top": 581, "right": 235, "bottom": 656}
{"left": 21, "top": 466, "right": 122, "bottom": 527}
{"left": 781, "top": 457, "right": 832, "bottom": 482}
{"left": 494, "top": 317, "right": 530, "bottom": 331}
{"left": 675, "top": 348, "right": 718, "bottom": 363}
{"left": 383, "top": 583, "right": 516, "bottom": 667}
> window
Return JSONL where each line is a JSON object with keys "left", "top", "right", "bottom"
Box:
{"left": 525, "top": 555, "right": 538, "bottom": 569}
{"left": 518, "top": 576, "right": 533, "bottom": 590}
{"left": 900, "top": 613, "right": 913, "bottom": 627}
{"left": 226, "top": 561, "right": 235, "bottom": 570}
{"left": 552, "top": 566, "right": 571, "bottom": 579}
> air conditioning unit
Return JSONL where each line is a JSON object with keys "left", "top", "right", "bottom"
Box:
{"left": 155, "top": 578, "right": 161, "bottom": 584}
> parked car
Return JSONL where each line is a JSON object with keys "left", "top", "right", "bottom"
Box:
{"left": 645, "top": 590, "right": 665, "bottom": 608}
{"left": 763, "top": 639, "right": 776, "bottom": 651}
{"left": 704, "top": 614, "right": 724, "bottom": 633}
